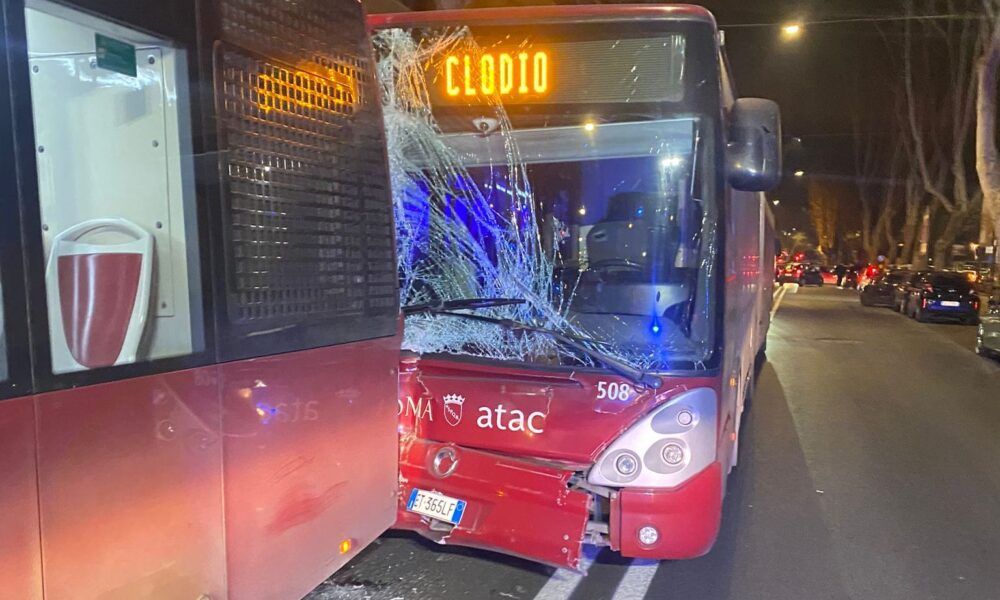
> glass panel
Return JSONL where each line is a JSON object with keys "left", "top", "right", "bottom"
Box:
{"left": 380, "top": 23, "right": 718, "bottom": 371}
{"left": 0, "top": 274, "right": 7, "bottom": 382}
{"left": 25, "top": 0, "right": 203, "bottom": 374}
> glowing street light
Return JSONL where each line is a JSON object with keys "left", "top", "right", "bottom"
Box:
{"left": 781, "top": 23, "right": 803, "bottom": 40}
{"left": 794, "top": 170, "right": 805, "bottom": 177}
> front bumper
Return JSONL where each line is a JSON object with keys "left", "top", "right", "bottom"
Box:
{"left": 396, "top": 440, "right": 725, "bottom": 567}
{"left": 612, "top": 462, "right": 723, "bottom": 559}
{"left": 396, "top": 439, "right": 591, "bottom": 569}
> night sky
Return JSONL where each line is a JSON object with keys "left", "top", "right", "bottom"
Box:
{"left": 699, "top": 0, "right": 912, "bottom": 232}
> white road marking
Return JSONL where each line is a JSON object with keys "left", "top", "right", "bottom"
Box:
{"left": 771, "top": 284, "right": 790, "bottom": 320}
{"left": 531, "top": 546, "right": 599, "bottom": 600}
{"left": 610, "top": 560, "right": 659, "bottom": 600}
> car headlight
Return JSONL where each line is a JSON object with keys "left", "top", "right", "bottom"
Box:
{"left": 588, "top": 388, "right": 718, "bottom": 488}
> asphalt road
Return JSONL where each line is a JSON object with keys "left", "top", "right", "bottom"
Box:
{"left": 307, "top": 284, "right": 1000, "bottom": 600}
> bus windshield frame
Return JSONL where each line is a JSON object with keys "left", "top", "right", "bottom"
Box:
{"left": 379, "top": 16, "right": 724, "bottom": 374}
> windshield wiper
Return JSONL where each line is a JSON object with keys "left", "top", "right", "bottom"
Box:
{"left": 421, "top": 309, "right": 663, "bottom": 390}
{"left": 402, "top": 297, "right": 525, "bottom": 315}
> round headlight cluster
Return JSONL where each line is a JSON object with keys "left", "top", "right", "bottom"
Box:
{"left": 615, "top": 452, "right": 639, "bottom": 476}
{"left": 661, "top": 443, "right": 685, "bottom": 466}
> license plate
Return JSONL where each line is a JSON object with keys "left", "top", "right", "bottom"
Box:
{"left": 406, "top": 488, "right": 467, "bottom": 525}
{"left": 941, "top": 301, "right": 960, "bottom": 307}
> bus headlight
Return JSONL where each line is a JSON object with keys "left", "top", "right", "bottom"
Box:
{"left": 615, "top": 452, "right": 640, "bottom": 476}
{"left": 661, "top": 442, "right": 685, "bottom": 466}
{"left": 588, "top": 388, "right": 717, "bottom": 488}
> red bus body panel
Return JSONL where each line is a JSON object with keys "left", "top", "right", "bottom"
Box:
{"left": 35, "top": 367, "right": 227, "bottom": 599}
{"left": 0, "top": 398, "right": 43, "bottom": 600}
{"left": 4, "top": 335, "right": 399, "bottom": 600}
{"left": 221, "top": 337, "right": 400, "bottom": 600}
{"left": 613, "top": 462, "right": 724, "bottom": 559}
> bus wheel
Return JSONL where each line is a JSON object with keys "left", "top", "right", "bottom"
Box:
{"left": 754, "top": 341, "right": 767, "bottom": 375}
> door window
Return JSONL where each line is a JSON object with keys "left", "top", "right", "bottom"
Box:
{"left": 0, "top": 275, "right": 6, "bottom": 382}
{"left": 24, "top": 0, "right": 204, "bottom": 374}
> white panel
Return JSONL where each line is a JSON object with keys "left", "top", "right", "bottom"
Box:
{"left": 25, "top": 4, "right": 196, "bottom": 363}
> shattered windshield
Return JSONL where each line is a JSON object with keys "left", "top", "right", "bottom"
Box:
{"left": 376, "top": 24, "right": 718, "bottom": 372}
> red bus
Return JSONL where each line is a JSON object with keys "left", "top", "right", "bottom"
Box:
{"left": 371, "top": 5, "right": 780, "bottom": 569}
{"left": 0, "top": 0, "right": 399, "bottom": 598}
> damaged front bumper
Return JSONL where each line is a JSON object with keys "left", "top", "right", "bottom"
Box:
{"left": 395, "top": 357, "right": 726, "bottom": 569}
{"left": 397, "top": 438, "right": 591, "bottom": 569}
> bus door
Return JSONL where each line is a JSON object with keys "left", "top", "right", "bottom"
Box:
{"left": 0, "top": 0, "right": 398, "bottom": 598}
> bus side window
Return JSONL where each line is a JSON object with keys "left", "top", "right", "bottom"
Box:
{"left": 0, "top": 275, "right": 6, "bottom": 382}
{"left": 24, "top": 0, "right": 203, "bottom": 375}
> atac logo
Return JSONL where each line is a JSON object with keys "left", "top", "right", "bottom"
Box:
{"left": 442, "top": 394, "right": 465, "bottom": 427}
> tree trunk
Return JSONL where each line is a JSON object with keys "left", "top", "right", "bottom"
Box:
{"left": 898, "top": 197, "right": 921, "bottom": 265}
{"left": 932, "top": 207, "right": 967, "bottom": 267}
{"left": 976, "top": 13, "right": 1000, "bottom": 275}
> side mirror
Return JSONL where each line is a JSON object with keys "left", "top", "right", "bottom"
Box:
{"left": 727, "top": 98, "right": 782, "bottom": 192}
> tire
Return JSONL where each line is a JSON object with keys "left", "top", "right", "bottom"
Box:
{"left": 860, "top": 295, "right": 871, "bottom": 306}
{"left": 754, "top": 340, "right": 767, "bottom": 375}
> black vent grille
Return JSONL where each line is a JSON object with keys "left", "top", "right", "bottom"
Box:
{"left": 214, "top": 0, "right": 396, "bottom": 333}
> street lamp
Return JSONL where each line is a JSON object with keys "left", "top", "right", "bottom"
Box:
{"left": 781, "top": 23, "right": 803, "bottom": 40}
{"left": 794, "top": 170, "right": 805, "bottom": 177}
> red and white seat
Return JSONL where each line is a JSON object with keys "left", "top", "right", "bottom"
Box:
{"left": 45, "top": 218, "right": 153, "bottom": 373}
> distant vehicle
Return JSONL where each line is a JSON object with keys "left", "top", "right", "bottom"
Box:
{"left": 955, "top": 260, "right": 992, "bottom": 282}
{"left": 861, "top": 263, "right": 882, "bottom": 287}
{"left": 777, "top": 262, "right": 805, "bottom": 284}
{"left": 860, "top": 271, "right": 910, "bottom": 307}
{"left": 976, "top": 294, "right": 1000, "bottom": 359}
{"left": 777, "top": 262, "right": 822, "bottom": 285}
{"left": 842, "top": 265, "right": 861, "bottom": 289}
{"left": 820, "top": 266, "right": 838, "bottom": 285}
{"left": 800, "top": 264, "right": 824, "bottom": 286}
{"left": 903, "top": 271, "right": 980, "bottom": 324}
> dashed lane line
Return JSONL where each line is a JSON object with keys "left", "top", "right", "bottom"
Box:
{"left": 771, "top": 284, "right": 791, "bottom": 320}
{"left": 531, "top": 547, "right": 600, "bottom": 600}
{"left": 609, "top": 560, "right": 660, "bottom": 600}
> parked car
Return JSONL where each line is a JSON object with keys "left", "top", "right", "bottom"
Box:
{"left": 976, "top": 294, "right": 1000, "bottom": 359}
{"left": 860, "top": 270, "right": 910, "bottom": 307}
{"left": 893, "top": 270, "right": 930, "bottom": 311}
{"left": 903, "top": 271, "right": 980, "bottom": 324}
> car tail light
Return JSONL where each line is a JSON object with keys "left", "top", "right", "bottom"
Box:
{"left": 588, "top": 388, "right": 717, "bottom": 489}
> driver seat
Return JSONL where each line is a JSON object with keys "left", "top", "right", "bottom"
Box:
{"left": 585, "top": 192, "right": 657, "bottom": 269}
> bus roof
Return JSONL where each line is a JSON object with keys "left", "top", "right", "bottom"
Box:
{"left": 367, "top": 4, "right": 718, "bottom": 31}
